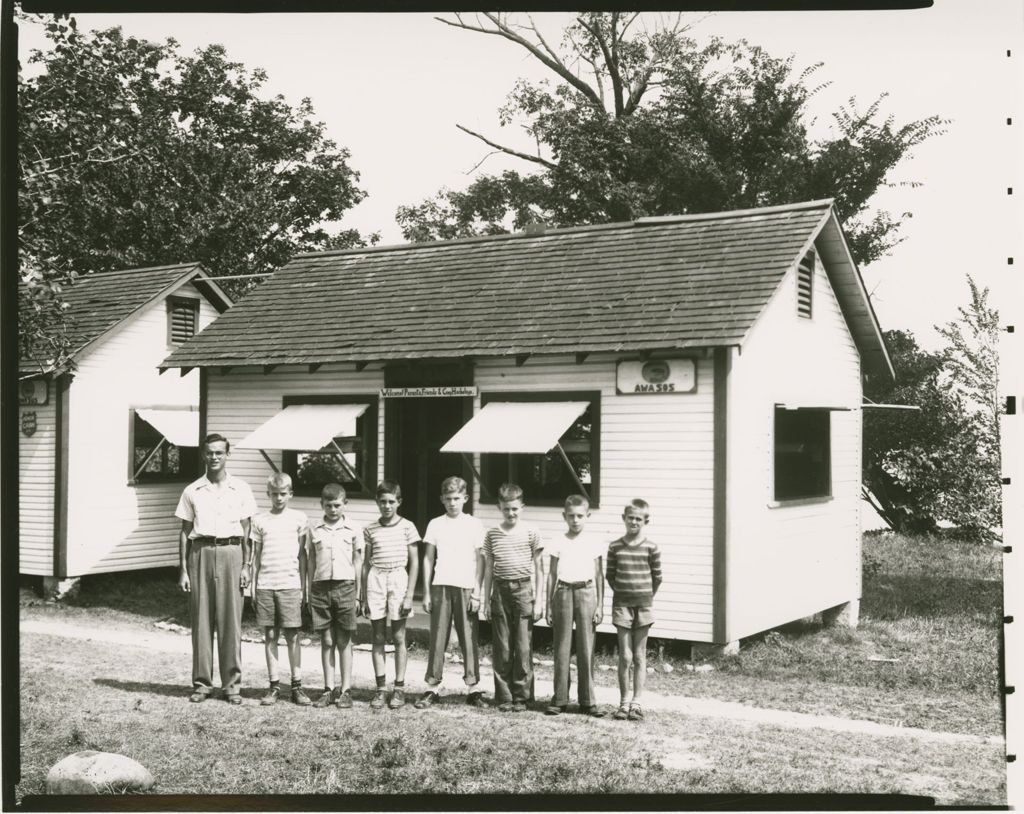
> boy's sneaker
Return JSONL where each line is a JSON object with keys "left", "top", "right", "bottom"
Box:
{"left": 627, "top": 703, "right": 645, "bottom": 721}
{"left": 260, "top": 686, "right": 280, "bottom": 706}
{"left": 613, "top": 704, "right": 629, "bottom": 720}
{"left": 466, "top": 691, "right": 486, "bottom": 708}
{"left": 414, "top": 691, "right": 439, "bottom": 709}
{"left": 497, "top": 701, "right": 515, "bottom": 712}
{"left": 581, "top": 705, "right": 606, "bottom": 718}
{"left": 335, "top": 689, "right": 353, "bottom": 709}
{"left": 291, "top": 686, "right": 311, "bottom": 706}
{"left": 389, "top": 688, "right": 406, "bottom": 709}
{"left": 511, "top": 701, "right": 528, "bottom": 713}
{"left": 313, "top": 689, "right": 335, "bottom": 708}
{"left": 544, "top": 704, "right": 566, "bottom": 716}
{"left": 370, "top": 689, "right": 387, "bottom": 709}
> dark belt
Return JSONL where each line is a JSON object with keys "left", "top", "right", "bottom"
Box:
{"left": 194, "top": 536, "right": 242, "bottom": 546}
{"left": 558, "top": 579, "right": 593, "bottom": 589}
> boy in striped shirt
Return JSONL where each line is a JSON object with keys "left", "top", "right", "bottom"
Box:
{"left": 606, "top": 499, "right": 662, "bottom": 722}
{"left": 479, "top": 483, "right": 544, "bottom": 712}
{"left": 360, "top": 480, "right": 421, "bottom": 709}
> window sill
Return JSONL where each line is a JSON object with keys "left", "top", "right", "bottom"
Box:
{"left": 767, "top": 496, "right": 833, "bottom": 509}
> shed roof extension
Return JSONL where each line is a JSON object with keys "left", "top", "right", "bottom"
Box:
{"left": 21, "top": 263, "right": 232, "bottom": 377}
{"left": 161, "top": 200, "right": 891, "bottom": 378}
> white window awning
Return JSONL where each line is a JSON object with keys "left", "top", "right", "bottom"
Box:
{"left": 237, "top": 404, "right": 370, "bottom": 451}
{"left": 441, "top": 401, "right": 590, "bottom": 454}
{"left": 136, "top": 408, "right": 199, "bottom": 447}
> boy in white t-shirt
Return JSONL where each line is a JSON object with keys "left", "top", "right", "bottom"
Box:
{"left": 414, "top": 476, "right": 487, "bottom": 709}
{"left": 251, "top": 472, "right": 311, "bottom": 705}
{"left": 544, "top": 494, "right": 605, "bottom": 717}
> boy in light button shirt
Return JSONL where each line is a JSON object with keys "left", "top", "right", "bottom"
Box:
{"left": 414, "top": 476, "right": 486, "bottom": 709}
{"left": 308, "top": 482, "right": 364, "bottom": 709}
{"left": 544, "top": 494, "right": 605, "bottom": 717}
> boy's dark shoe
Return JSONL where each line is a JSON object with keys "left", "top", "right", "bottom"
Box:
{"left": 581, "top": 705, "right": 606, "bottom": 718}
{"left": 370, "top": 689, "right": 388, "bottom": 709}
{"left": 260, "top": 686, "right": 281, "bottom": 706}
{"left": 466, "top": 691, "right": 486, "bottom": 708}
{"left": 627, "top": 704, "right": 645, "bottom": 721}
{"left": 511, "top": 701, "right": 528, "bottom": 713}
{"left": 188, "top": 690, "right": 208, "bottom": 703}
{"left": 414, "top": 691, "right": 439, "bottom": 709}
{"left": 497, "top": 701, "right": 515, "bottom": 712}
{"left": 291, "top": 686, "right": 312, "bottom": 706}
{"left": 613, "top": 705, "right": 629, "bottom": 720}
{"left": 544, "top": 704, "right": 566, "bottom": 716}
{"left": 313, "top": 689, "right": 335, "bottom": 708}
{"left": 389, "top": 688, "right": 406, "bottom": 709}
{"left": 335, "top": 689, "right": 353, "bottom": 709}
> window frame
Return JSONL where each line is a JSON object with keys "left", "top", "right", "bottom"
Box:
{"left": 280, "top": 394, "right": 378, "bottom": 500}
{"left": 166, "top": 296, "right": 200, "bottom": 346}
{"left": 479, "top": 390, "right": 601, "bottom": 508}
{"left": 771, "top": 405, "right": 832, "bottom": 506}
{"left": 127, "top": 406, "right": 200, "bottom": 486}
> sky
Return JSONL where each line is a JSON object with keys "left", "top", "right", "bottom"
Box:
{"left": 16, "top": 4, "right": 1023, "bottom": 349}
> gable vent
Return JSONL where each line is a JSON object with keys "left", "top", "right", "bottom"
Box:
{"left": 797, "top": 249, "right": 815, "bottom": 318}
{"left": 168, "top": 297, "right": 199, "bottom": 344}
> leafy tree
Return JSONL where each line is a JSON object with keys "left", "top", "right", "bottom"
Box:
{"left": 862, "top": 328, "right": 1000, "bottom": 539}
{"left": 398, "top": 12, "right": 943, "bottom": 268}
{"left": 18, "top": 13, "right": 370, "bottom": 372}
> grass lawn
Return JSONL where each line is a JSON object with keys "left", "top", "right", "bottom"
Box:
{"left": 16, "top": 530, "right": 1005, "bottom": 802}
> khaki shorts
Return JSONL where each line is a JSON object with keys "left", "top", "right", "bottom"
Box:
{"left": 255, "top": 588, "right": 302, "bottom": 629}
{"left": 367, "top": 566, "right": 412, "bottom": 622}
{"left": 310, "top": 580, "right": 357, "bottom": 631}
{"left": 612, "top": 605, "right": 654, "bottom": 630}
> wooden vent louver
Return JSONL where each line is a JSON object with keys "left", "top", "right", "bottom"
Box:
{"left": 797, "top": 249, "right": 814, "bottom": 318}
{"left": 169, "top": 298, "right": 198, "bottom": 344}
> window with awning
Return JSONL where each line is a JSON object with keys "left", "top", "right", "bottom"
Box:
{"left": 237, "top": 399, "right": 376, "bottom": 498}
{"left": 441, "top": 393, "right": 600, "bottom": 505}
{"left": 130, "top": 408, "right": 200, "bottom": 484}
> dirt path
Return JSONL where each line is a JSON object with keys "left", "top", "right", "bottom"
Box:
{"left": 21, "top": 617, "right": 1003, "bottom": 748}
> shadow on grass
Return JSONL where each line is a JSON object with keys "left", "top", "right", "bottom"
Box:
{"left": 94, "top": 677, "right": 189, "bottom": 699}
{"left": 864, "top": 574, "right": 1001, "bottom": 620}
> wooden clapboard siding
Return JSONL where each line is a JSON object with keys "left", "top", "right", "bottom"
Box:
{"left": 19, "top": 395, "right": 57, "bottom": 575}
{"left": 474, "top": 353, "right": 717, "bottom": 642}
{"left": 206, "top": 366, "right": 386, "bottom": 526}
{"left": 726, "top": 245, "right": 862, "bottom": 641}
{"left": 63, "top": 283, "right": 218, "bottom": 576}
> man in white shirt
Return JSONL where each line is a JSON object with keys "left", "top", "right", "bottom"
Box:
{"left": 176, "top": 433, "right": 258, "bottom": 704}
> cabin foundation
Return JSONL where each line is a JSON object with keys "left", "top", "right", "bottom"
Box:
{"left": 821, "top": 599, "right": 860, "bottom": 628}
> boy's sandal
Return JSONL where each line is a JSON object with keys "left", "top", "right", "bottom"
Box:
{"left": 612, "top": 705, "right": 629, "bottom": 720}
{"left": 627, "top": 703, "right": 644, "bottom": 721}
{"left": 415, "top": 691, "right": 440, "bottom": 709}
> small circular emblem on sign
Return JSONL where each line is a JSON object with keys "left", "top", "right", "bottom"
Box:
{"left": 641, "top": 360, "right": 670, "bottom": 384}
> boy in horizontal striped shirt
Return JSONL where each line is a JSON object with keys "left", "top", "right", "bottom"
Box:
{"left": 606, "top": 498, "right": 662, "bottom": 722}
{"left": 480, "top": 482, "right": 544, "bottom": 712}
{"left": 360, "top": 479, "right": 421, "bottom": 710}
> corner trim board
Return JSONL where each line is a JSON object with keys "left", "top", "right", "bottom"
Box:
{"left": 712, "top": 347, "right": 729, "bottom": 643}
{"left": 53, "top": 374, "right": 72, "bottom": 579}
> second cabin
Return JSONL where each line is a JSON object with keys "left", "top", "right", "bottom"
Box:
{"left": 161, "top": 199, "right": 893, "bottom": 653}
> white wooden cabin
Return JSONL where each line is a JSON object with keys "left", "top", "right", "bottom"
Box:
{"left": 19, "top": 264, "right": 231, "bottom": 589}
{"left": 160, "top": 201, "right": 891, "bottom": 650}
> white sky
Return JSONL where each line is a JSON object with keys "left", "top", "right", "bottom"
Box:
{"left": 17, "top": 4, "right": 1023, "bottom": 349}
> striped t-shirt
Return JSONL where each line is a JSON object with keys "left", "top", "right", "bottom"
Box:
{"left": 252, "top": 508, "right": 308, "bottom": 591}
{"left": 606, "top": 536, "right": 662, "bottom": 607}
{"left": 364, "top": 516, "right": 420, "bottom": 570}
{"left": 484, "top": 525, "right": 541, "bottom": 581}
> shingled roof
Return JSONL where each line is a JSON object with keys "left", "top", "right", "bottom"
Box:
{"left": 21, "top": 263, "right": 231, "bottom": 376}
{"left": 161, "top": 200, "right": 892, "bottom": 378}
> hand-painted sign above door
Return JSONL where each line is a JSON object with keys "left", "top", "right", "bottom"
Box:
{"left": 616, "top": 359, "right": 696, "bottom": 394}
{"left": 380, "top": 386, "right": 479, "bottom": 398}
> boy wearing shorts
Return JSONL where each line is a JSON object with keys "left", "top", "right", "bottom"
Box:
{"left": 415, "top": 476, "right": 486, "bottom": 709}
{"left": 480, "top": 483, "right": 544, "bottom": 712}
{"left": 606, "top": 499, "right": 662, "bottom": 722}
{"left": 360, "top": 480, "right": 420, "bottom": 710}
{"left": 544, "top": 494, "right": 605, "bottom": 717}
{"left": 308, "top": 483, "right": 363, "bottom": 709}
{"left": 251, "top": 472, "right": 311, "bottom": 706}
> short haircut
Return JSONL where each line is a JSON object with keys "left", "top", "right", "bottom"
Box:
{"left": 376, "top": 479, "right": 402, "bottom": 500}
{"left": 203, "top": 432, "right": 230, "bottom": 453}
{"left": 267, "top": 472, "right": 293, "bottom": 491}
{"left": 498, "top": 482, "right": 524, "bottom": 504}
{"left": 564, "top": 494, "right": 589, "bottom": 511}
{"left": 441, "top": 476, "right": 468, "bottom": 496}
{"left": 321, "top": 482, "right": 346, "bottom": 502}
{"left": 625, "top": 498, "right": 650, "bottom": 517}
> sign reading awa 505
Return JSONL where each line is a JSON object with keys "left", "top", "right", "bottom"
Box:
{"left": 616, "top": 359, "right": 696, "bottom": 395}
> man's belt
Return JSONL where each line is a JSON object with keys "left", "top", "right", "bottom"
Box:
{"left": 558, "top": 579, "right": 594, "bottom": 589}
{"left": 194, "top": 536, "right": 242, "bottom": 546}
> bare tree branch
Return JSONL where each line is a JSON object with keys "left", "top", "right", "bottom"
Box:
{"left": 456, "top": 124, "right": 557, "bottom": 169}
{"left": 22, "top": 148, "right": 148, "bottom": 181}
{"left": 577, "top": 14, "right": 624, "bottom": 116}
{"left": 465, "top": 148, "right": 501, "bottom": 175}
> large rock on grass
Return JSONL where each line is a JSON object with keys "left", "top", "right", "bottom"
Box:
{"left": 46, "top": 750, "right": 154, "bottom": 794}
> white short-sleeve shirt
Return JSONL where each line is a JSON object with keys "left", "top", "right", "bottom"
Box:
{"left": 252, "top": 508, "right": 308, "bottom": 590}
{"left": 546, "top": 530, "right": 605, "bottom": 584}
{"left": 423, "top": 513, "right": 485, "bottom": 590}
{"left": 175, "top": 473, "right": 258, "bottom": 538}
